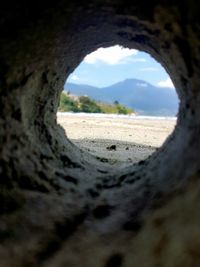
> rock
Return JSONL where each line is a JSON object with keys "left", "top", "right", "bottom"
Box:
{"left": 0, "top": 1, "right": 200, "bottom": 266}
{"left": 106, "top": 145, "right": 117, "bottom": 151}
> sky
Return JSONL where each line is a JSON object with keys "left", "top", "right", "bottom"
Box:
{"left": 66, "top": 45, "right": 175, "bottom": 89}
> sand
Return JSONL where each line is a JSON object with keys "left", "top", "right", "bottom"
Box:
{"left": 57, "top": 113, "right": 176, "bottom": 167}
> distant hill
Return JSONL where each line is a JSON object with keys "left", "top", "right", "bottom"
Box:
{"left": 65, "top": 79, "right": 179, "bottom": 116}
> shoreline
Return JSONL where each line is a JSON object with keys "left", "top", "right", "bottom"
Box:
{"left": 57, "top": 111, "right": 177, "bottom": 120}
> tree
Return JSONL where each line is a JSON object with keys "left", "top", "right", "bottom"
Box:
{"left": 79, "top": 96, "right": 102, "bottom": 113}
{"left": 58, "top": 92, "right": 79, "bottom": 112}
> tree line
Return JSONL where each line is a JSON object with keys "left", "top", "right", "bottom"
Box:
{"left": 58, "top": 92, "right": 134, "bottom": 115}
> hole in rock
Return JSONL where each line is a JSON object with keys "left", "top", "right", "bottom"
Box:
{"left": 57, "top": 46, "right": 179, "bottom": 168}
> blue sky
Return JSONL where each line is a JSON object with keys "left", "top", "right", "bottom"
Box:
{"left": 66, "top": 45, "right": 174, "bottom": 89}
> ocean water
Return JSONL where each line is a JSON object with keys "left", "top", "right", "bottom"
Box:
{"left": 57, "top": 112, "right": 177, "bottom": 120}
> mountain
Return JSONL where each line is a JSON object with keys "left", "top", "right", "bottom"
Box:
{"left": 64, "top": 79, "right": 179, "bottom": 116}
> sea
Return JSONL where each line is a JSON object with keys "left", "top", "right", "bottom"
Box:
{"left": 57, "top": 112, "right": 177, "bottom": 121}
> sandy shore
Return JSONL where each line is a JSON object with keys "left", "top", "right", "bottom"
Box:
{"left": 57, "top": 113, "right": 176, "bottom": 167}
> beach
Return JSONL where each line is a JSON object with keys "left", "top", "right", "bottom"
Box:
{"left": 57, "top": 113, "right": 176, "bottom": 167}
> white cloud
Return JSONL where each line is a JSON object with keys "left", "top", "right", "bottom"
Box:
{"left": 71, "top": 74, "right": 79, "bottom": 81}
{"left": 157, "top": 77, "right": 175, "bottom": 89}
{"left": 139, "top": 67, "right": 158, "bottom": 72}
{"left": 129, "top": 58, "right": 147, "bottom": 62}
{"left": 84, "top": 45, "right": 138, "bottom": 65}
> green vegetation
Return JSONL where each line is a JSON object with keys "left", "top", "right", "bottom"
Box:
{"left": 97, "top": 101, "right": 134, "bottom": 114}
{"left": 59, "top": 92, "right": 79, "bottom": 112}
{"left": 58, "top": 92, "right": 134, "bottom": 114}
{"left": 79, "top": 96, "right": 101, "bottom": 113}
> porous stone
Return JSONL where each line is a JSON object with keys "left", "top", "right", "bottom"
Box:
{"left": 0, "top": 1, "right": 200, "bottom": 266}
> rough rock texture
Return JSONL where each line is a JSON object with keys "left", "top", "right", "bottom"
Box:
{"left": 0, "top": 1, "right": 200, "bottom": 266}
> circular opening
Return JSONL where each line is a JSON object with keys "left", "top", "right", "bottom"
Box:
{"left": 57, "top": 45, "right": 179, "bottom": 169}
{"left": 5, "top": 4, "right": 195, "bottom": 200}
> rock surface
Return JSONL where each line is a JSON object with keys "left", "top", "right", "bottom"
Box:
{"left": 0, "top": 1, "right": 200, "bottom": 266}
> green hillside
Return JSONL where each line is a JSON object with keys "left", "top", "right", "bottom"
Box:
{"left": 58, "top": 92, "right": 134, "bottom": 115}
